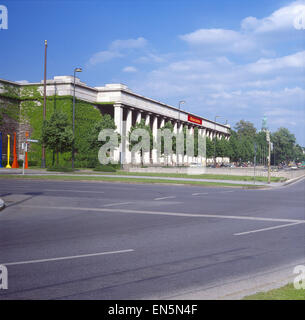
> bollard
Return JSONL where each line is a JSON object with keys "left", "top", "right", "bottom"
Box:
{"left": 6, "top": 134, "right": 11, "bottom": 168}
{"left": 12, "top": 132, "right": 19, "bottom": 168}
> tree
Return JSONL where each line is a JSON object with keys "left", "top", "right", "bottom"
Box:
{"left": 87, "top": 113, "right": 121, "bottom": 166}
{"left": 294, "top": 144, "right": 305, "bottom": 162}
{"left": 206, "top": 137, "right": 214, "bottom": 158}
{"left": 161, "top": 121, "right": 175, "bottom": 154}
{"left": 234, "top": 120, "right": 257, "bottom": 139}
{"left": 128, "top": 120, "right": 153, "bottom": 165}
{"left": 271, "top": 127, "right": 296, "bottom": 164}
{"left": 41, "top": 111, "right": 73, "bottom": 165}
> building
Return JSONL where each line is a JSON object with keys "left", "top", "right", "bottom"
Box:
{"left": 0, "top": 76, "right": 230, "bottom": 166}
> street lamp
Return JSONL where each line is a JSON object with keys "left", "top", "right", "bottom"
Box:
{"left": 41, "top": 40, "right": 48, "bottom": 168}
{"left": 214, "top": 115, "right": 222, "bottom": 166}
{"left": 178, "top": 100, "right": 185, "bottom": 122}
{"left": 72, "top": 67, "right": 82, "bottom": 169}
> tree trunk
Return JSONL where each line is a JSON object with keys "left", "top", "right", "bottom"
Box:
{"left": 56, "top": 151, "right": 59, "bottom": 166}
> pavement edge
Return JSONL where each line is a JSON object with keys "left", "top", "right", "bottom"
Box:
{"left": 0, "top": 198, "right": 5, "bottom": 211}
{"left": 283, "top": 173, "right": 305, "bottom": 186}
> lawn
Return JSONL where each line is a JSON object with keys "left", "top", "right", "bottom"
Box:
{"left": 243, "top": 283, "right": 305, "bottom": 300}
{"left": 75, "top": 170, "right": 284, "bottom": 182}
{"left": 0, "top": 174, "right": 263, "bottom": 188}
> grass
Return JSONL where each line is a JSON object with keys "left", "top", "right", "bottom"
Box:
{"left": 0, "top": 174, "right": 263, "bottom": 188}
{"left": 2, "top": 167, "right": 285, "bottom": 182}
{"left": 243, "top": 283, "right": 305, "bottom": 300}
{"left": 75, "top": 170, "right": 285, "bottom": 182}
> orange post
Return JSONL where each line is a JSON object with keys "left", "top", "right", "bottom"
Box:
{"left": 12, "top": 132, "right": 19, "bottom": 168}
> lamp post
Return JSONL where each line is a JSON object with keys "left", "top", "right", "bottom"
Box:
{"left": 214, "top": 115, "right": 221, "bottom": 166}
{"left": 178, "top": 100, "right": 185, "bottom": 122}
{"left": 72, "top": 67, "right": 82, "bottom": 169}
{"left": 41, "top": 39, "right": 47, "bottom": 168}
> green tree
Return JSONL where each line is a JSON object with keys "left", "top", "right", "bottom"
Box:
{"left": 41, "top": 111, "right": 73, "bottom": 165}
{"left": 235, "top": 120, "right": 257, "bottom": 139}
{"left": 161, "top": 121, "right": 175, "bottom": 154}
{"left": 294, "top": 144, "right": 305, "bottom": 162}
{"left": 206, "top": 137, "right": 214, "bottom": 158}
{"left": 271, "top": 127, "right": 296, "bottom": 164}
{"left": 87, "top": 113, "right": 121, "bottom": 166}
{"left": 128, "top": 120, "right": 153, "bottom": 165}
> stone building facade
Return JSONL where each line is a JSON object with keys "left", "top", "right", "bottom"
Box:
{"left": 0, "top": 76, "right": 230, "bottom": 165}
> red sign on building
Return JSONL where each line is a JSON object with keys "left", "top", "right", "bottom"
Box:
{"left": 188, "top": 114, "right": 202, "bottom": 125}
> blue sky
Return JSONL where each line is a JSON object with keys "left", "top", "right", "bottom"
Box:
{"left": 1, "top": 0, "right": 304, "bottom": 144}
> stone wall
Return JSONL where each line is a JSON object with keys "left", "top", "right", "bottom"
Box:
{"left": 0, "top": 95, "right": 21, "bottom": 162}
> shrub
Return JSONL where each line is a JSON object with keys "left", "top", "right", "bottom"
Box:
{"left": 47, "top": 166, "right": 74, "bottom": 172}
{"left": 93, "top": 165, "right": 116, "bottom": 172}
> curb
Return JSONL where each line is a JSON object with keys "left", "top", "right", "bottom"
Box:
{"left": 283, "top": 173, "right": 305, "bottom": 186}
{"left": 0, "top": 198, "right": 5, "bottom": 211}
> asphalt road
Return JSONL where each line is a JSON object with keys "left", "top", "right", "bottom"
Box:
{"left": 0, "top": 178, "right": 304, "bottom": 299}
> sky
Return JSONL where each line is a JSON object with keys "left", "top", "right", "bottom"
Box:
{"left": 0, "top": 0, "right": 305, "bottom": 145}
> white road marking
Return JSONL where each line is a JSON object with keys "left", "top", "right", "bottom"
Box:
{"left": 234, "top": 222, "right": 305, "bottom": 236}
{"left": 1, "top": 249, "right": 134, "bottom": 266}
{"left": 154, "top": 196, "right": 176, "bottom": 201}
{"left": 44, "top": 189, "right": 105, "bottom": 194}
{"left": 103, "top": 202, "right": 132, "bottom": 207}
{"left": 192, "top": 193, "right": 209, "bottom": 196}
{"left": 20, "top": 205, "right": 305, "bottom": 224}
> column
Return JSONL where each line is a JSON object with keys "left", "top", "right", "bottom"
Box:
{"left": 201, "top": 128, "right": 207, "bottom": 166}
{"left": 188, "top": 126, "right": 194, "bottom": 164}
{"left": 152, "top": 115, "right": 158, "bottom": 164}
{"left": 143, "top": 113, "right": 150, "bottom": 165}
{"left": 125, "top": 108, "right": 132, "bottom": 164}
{"left": 135, "top": 110, "right": 142, "bottom": 164}
{"left": 159, "top": 118, "right": 165, "bottom": 165}
{"left": 183, "top": 124, "right": 188, "bottom": 164}
{"left": 177, "top": 122, "right": 184, "bottom": 166}
{"left": 113, "top": 104, "right": 123, "bottom": 163}
{"left": 197, "top": 128, "right": 202, "bottom": 165}
{"left": 168, "top": 122, "right": 176, "bottom": 166}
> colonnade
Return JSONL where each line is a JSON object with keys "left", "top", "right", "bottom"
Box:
{"left": 112, "top": 104, "right": 229, "bottom": 165}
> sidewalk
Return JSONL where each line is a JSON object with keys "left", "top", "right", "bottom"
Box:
{"left": 0, "top": 198, "right": 5, "bottom": 211}
{"left": 0, "top": 168, "right": 284, "bottom": 187}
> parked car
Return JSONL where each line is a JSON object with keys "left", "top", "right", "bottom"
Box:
{"left": 189, "top": 162, "right": 202, "bottom": 167}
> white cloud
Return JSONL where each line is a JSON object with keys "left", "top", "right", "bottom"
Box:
{"left": 110, "top": 37, "right": 147, "bottom": 50}
{"left": 136, "top": 52, "right": 168, "bottom": 64}
{"left": 16, "top": 80, "right": 29, "bottom": 84}
{"left": 246, "top": 51, "right": 305, "bottom": 74}
{"left": 241, "top": 1, "right": 305, "bottom": 33}
{"left": 180, "top": 28, "right": 255, "bottom": 53}
{"left": 88, "top": 50, "right": 123, "bottom": 65}
{"left": 180, "top": 28, "right": 241, "bottom": 44}
{"left": 122, "top": 66, "right": 137, "bottom": 73}
{"left": 88, "top": 37, "right": 148, "bottom": 66}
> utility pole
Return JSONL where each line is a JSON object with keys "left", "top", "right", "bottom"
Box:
{"left": 72, "top": 67, "right": 82, "bottom": 169}
{"left": 41, "top": 40, "right": 47, "bottom": 168}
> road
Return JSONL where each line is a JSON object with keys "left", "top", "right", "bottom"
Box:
{"left": 0, "top": 178, "right": 304, "bottom": 299}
